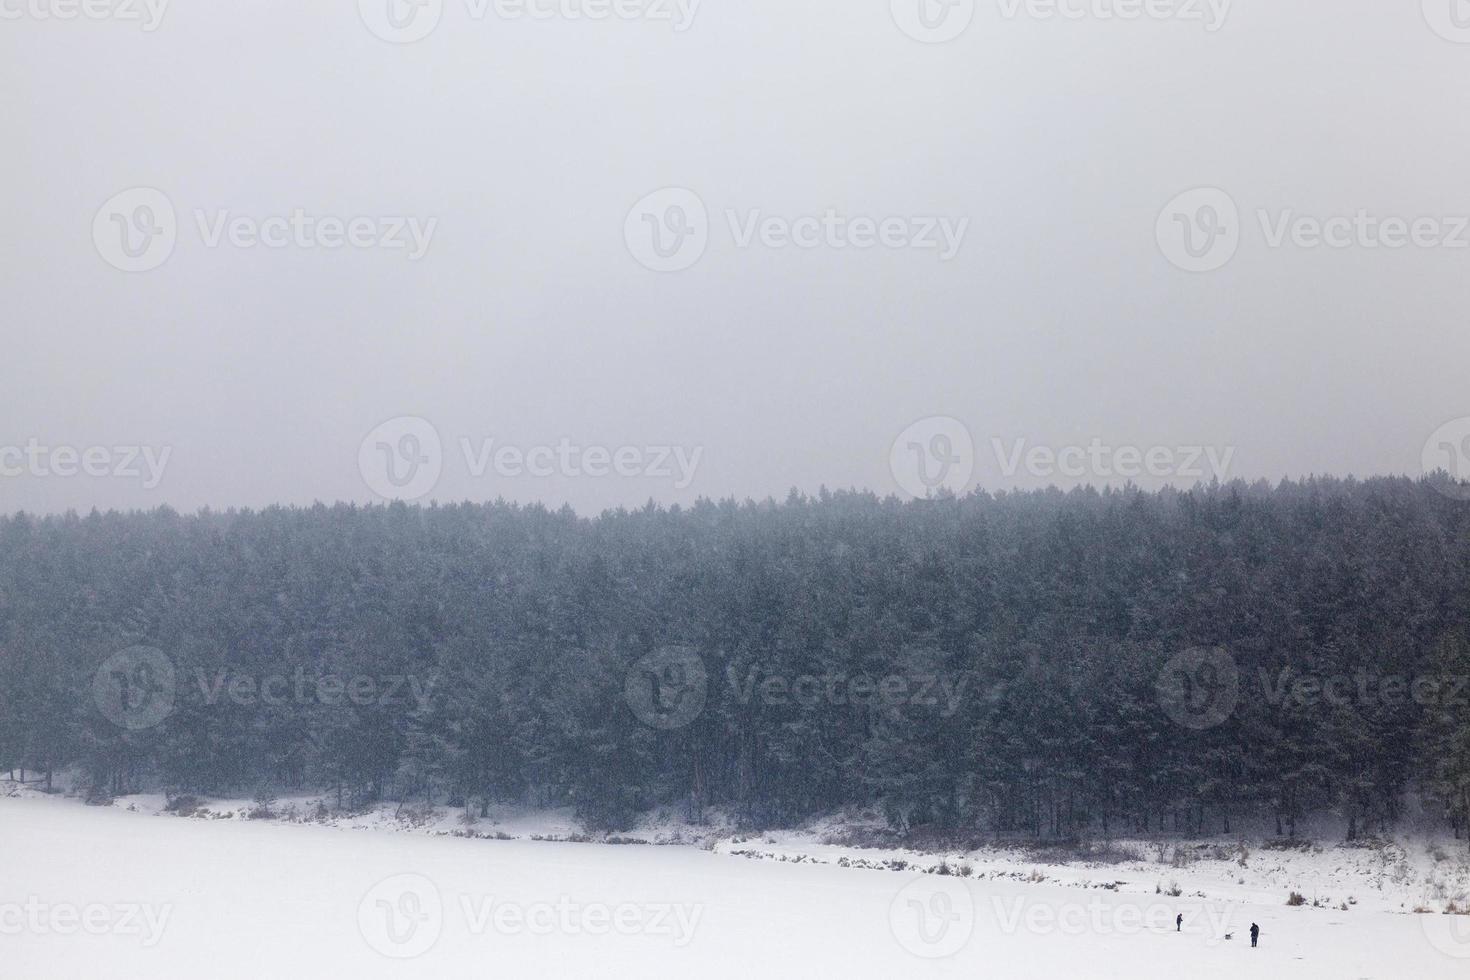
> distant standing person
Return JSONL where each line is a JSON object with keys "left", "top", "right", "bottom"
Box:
{"left": 1176, "top": 913, "right": 1183, "bottom": 933}
{"left": 1251, "top": 922, "right": 1260, "bottom": 948}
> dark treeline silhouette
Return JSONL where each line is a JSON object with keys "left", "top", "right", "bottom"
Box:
{"left": 2, "top": 476, "right": 1469, "bottom": 839}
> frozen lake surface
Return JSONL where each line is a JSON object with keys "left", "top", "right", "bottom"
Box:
{"left": 3, "top": 795, "right": 1468, "bottom": 979}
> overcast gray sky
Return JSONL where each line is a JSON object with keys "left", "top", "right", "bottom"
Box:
{"left": 3, "top": 0, "right": 1469, "bottom": 514}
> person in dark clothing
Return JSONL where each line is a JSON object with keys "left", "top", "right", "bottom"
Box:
{"left": 1250, "top": 923, "right": 1260, "bottom": 947}
{"left": 1176, "top": 913, "right": 1183, "bottom": 933}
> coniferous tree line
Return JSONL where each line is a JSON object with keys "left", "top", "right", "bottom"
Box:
{"left": 2, "top": 476, "right": 1469, "bottom": 839}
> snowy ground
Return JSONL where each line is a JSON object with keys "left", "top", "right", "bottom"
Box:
{"left": 4, "top": 788, "right": 1470, "bottom": 978}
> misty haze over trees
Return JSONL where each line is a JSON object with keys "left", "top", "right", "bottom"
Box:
{"left": 2, "top": 476, "right": 1469, "bottom": 841}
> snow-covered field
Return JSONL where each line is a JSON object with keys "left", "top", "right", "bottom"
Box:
{"left": 4, "top": 789, "right": 1470, "bottom": 978}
